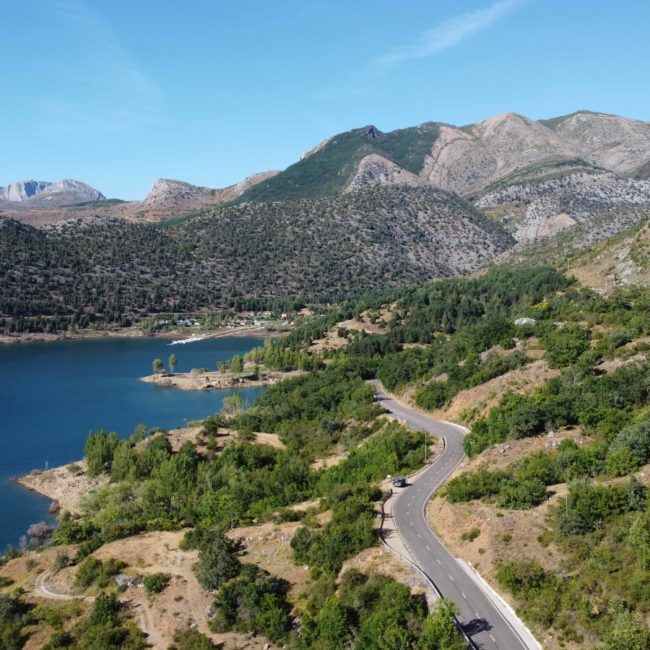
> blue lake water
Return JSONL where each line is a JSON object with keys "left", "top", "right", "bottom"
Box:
{"left": 0, "top": 336, "right": 264, "bottom": 551}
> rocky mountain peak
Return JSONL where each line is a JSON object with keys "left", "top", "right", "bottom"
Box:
{"left": 0, "top": 179, "right": 104, "bottom": 207}
{"left": 0, "top": 180, "right": 52, "bottom": 202}
{"left": 364, "top": 125, "right": 383, "bottom": 139}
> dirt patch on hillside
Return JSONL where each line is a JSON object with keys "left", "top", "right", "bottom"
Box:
{"left": 95, "top": 531, "right": 279, "bottom": 649}
{"left": 595, "top": 352, "right": 647, "bottom": 374}
{"left": 169, "top": 426, "right": 285, "bottom": 453}
{"left": 338, "top": 319, "right": 389, "bottom": 335}
{"left": 309, "top": 330, "right": 348, "bottom": 353}
{"left": 226, "top": 521, "right": 310, "bottom": 600}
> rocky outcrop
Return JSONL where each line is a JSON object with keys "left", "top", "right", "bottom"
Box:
{"left": 420, "top": 114, "right": 576, "bottom": 196}
{"left": 345, "top": 154, "right": 425, "bottom": 192}
{"left": 26, "top": 180, "right": 105, "bottom": 207}
{"left": 142, "top": 178, "right": 218, "bottom": 210}
{"left": 142, "top": 171, "right": 281, "bottom": 213}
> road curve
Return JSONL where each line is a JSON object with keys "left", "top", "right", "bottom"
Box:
{"left": 371, "top": 380, "right": 537, "bottom": 650}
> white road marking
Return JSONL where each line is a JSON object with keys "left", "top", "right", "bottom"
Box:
{"left": 461, "top": 592, "right": 467, "bottom": 599}
{"left": 449, "top": 574, "right": 454, "bottom": 581}
{"left": 490, "top": 634, "right": 496, "bottom": 642}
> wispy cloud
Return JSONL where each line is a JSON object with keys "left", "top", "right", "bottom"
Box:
{"left": 375, "top": 0, "right": 520, "bottom": 68}
{"left": 36, "top": 0, "right": 162, "bottom": 136}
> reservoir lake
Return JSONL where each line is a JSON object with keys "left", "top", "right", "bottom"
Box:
{"left": 0, "top": 335, "right": 264, "bottom": 551}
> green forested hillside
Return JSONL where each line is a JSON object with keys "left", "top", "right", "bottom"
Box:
{"left": 0, "top": 186, "right": 512, "bottom": 333}
{"left": 236, "top": 123, "right": 440, "bottom": 203}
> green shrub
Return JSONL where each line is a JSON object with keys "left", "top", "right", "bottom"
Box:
{"left": 170, "top": 627, "right": 218, "bottom": 649}
{"left": 498, "top": 478, "right": 548, "bottom": 509}
{"left": 211, "top": 565, "right": 291, "bottom": 643}
{"left": 543, "top": 323, "right": 591, "bottom": 368}
{"left": 461, "top": 528, "right": 481, "bottom": 542}
{"left": 143, "top": 573, "right": 171, "bottom": 595}
{"left": 194, "top": 531, "right": 241, "bottom": 591}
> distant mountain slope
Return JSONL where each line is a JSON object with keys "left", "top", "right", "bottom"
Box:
{"left": 0, "top": 186, "right": 513, "bottom": 332}
{"left": 142, "top": 171, "right": 280, "bottom": 211}
{"left": 0, "top": 179, "right": 104, "bottom": 207}
{"left": 476, "top": 171, "right": 650, "bottom": 244}
{"left": 0, "top": 180, "right": 52, "bottom": 202}
{"left": 0, "top": 171, "right": 279, "bottom": 226}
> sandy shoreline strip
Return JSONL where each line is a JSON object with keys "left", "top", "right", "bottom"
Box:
{"left": 141, "top": 368, "right": 303, "bottom": 391}
{"left": 0, "top": 324, "right": 282, "bottom": 345}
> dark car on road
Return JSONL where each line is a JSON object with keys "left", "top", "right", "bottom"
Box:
{"left": 392, "top": 477, "right": 407, "bottom": 488}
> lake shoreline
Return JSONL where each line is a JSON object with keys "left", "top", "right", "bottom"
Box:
{"left": 0, "top": 324, "right": 283, "bottom": 345}
{"left": 0, "top": 334, "right": 268, "bottom": 549}
{"left": 16, "top": 459, "right": 108, "bottom": 517}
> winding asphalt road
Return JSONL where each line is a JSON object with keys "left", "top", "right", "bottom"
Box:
{"left": 371, "top": 380, "right": 537, "bottom": 650}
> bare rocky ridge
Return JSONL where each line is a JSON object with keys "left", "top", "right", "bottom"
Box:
{"left": 140, "top": 171, "right": 281, "bottom": 212}
{"left": 142, "top": 178, "right": 219, "bottom": 210}
{"left": 542, "top": 110, "right": 650, "bottom": 177}
{"left": 4, "top": 110, "right": 650, "bottom": 262}
{"left": 420, "top": 114, "right": 576, "bottom": 197}
{"left": 0, "top": 171, "right": 280, "bottom": 226}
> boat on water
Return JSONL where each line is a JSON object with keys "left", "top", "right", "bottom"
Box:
{"left": 169, "top": 334, "right": 210, "bottom": 345}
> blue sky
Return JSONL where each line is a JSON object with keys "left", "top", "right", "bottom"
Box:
{"left": 1, "top": 0, "right": 649, "bottom": 199}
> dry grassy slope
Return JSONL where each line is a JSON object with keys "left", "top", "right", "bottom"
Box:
{"left": 567, "top": 219, "right": 650, "bottom": 292}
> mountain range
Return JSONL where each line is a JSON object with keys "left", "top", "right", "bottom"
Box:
{"left": 2, "top": 109, "right": 650, "bottom": 333}
{"left": 2, "top": 109, "right": 650, "bottom": 238}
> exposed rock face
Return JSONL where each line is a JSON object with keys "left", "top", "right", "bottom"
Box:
{"left": 217, "top": 170, "right": 280, "bottom": 203}
{"left": 0, "top": 180, "right": 52, "bottom": 202}
{"left": 569, "top": 219, "right": 650, "bottom": 291}
{"left": 26, "top": 180, "right": 105, "bottom": 207}
{"left": 345, "top": 154, "right": 425, "bottom": 192}
{"left": 364, "top": 125, "right": 383, "bottom": 139}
